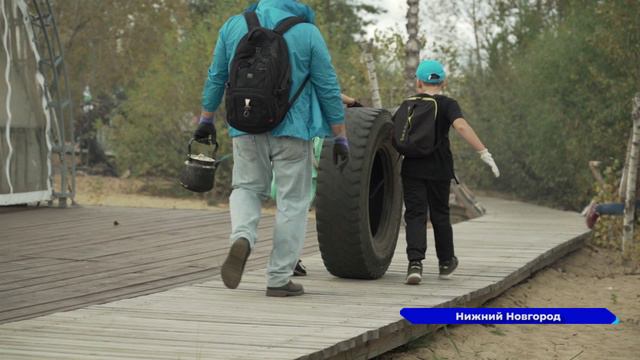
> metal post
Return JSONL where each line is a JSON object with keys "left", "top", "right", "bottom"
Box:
{"left": 622, "top": 93, "right": 640, "bottom": 253}
{"left": 46, "top": 0, "right": 75, "bottom": 206}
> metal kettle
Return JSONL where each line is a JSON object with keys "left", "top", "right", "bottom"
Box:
{"left": 179, "top": 138, "right": 219, "bottom": 193}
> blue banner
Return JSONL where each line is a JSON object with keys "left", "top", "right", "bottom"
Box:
{"left": 400, "top": 308, "right": 618, "bottom": 325}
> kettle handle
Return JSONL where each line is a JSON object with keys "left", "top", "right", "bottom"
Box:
{"left": 188, "top": 138, "right": 219, "bottom": 158}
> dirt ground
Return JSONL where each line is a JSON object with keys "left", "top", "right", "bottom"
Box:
{"left": 378, "top": 245, "right": 640, "bottom": 360}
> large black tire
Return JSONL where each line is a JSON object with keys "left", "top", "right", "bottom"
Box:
{"left": 315, "top": 108, "right": 403, "bottom": 279}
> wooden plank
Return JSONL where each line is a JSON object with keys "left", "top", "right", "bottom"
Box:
{"left": 0, "top": 229, "right": 317, "bottom": 292}
{"left": 0, "top": 205, "right": 318, "bottom": 323}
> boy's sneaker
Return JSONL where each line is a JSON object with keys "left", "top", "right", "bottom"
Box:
{"left": 221, "top": 237, "right": 251, "bottom": 289}
{"left": 585, "top": 203, "right": 600, "bottom": 229}
{"left": 293, "top": 259, "right": 307, "bottom": 276}
{"left": 439, "top": 256, "right": 458, "bottom": 279}
{"left": 266, "top": 281, "right": 304, "bottom": 297}
{"left": 406, "top": 260, "right": 422, "bottom": 285}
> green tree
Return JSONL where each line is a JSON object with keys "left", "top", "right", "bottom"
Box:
{"left": 110, "top": 2, "right": 244, "bottom": 198}
{"left": 452, "top": 0, "right": 640, "bottom": 209}
{"left": 49, "top": 1, "right": 192, "bottom": 168}
{"left": 53, "top": 1, "right": 190, "bottom": 107}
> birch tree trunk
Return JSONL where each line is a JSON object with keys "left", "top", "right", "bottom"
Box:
{"left": 588, "top": 161, "right": 605, "bottom": 186}
{"left": 405, "top": 0, "right": 420, "bottom": 96}
{"left": 619, "top": 135, "right": 632, "bottom": 198}
{"left": 622, "top": 93, "right": 640, "bottom": 253}
{"left": 471, "top": 0, "right": 483, "bottom": 73}
{"left": 362, "top": 42, "right": 382, "bottom": 108}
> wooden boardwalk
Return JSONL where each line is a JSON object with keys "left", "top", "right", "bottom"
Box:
{"left": 0, "top": 206, "right": 318, "bottom": 323}
{"left": 0, "top": 197, "right": 589, "bottom": 359}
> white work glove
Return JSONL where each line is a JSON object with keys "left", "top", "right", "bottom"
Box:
{"left": 478, "top": 149, "right": 500, "bottom": 178}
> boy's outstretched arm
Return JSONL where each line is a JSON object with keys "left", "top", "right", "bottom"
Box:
{"left": 453, "top": 118, "right": 500, "bottom": 177}
{"left": 452, "top": 118, "right": 485, "bottom": 151}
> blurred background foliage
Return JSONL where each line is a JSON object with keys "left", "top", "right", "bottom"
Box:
{"left": 51, "top": 0, "right": 639, "bottom": 209}
{"left": 450, "top": 0, "right": 639, "bottom": 211}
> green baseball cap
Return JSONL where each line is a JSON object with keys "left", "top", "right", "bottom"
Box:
{"left": 416, "top": 60, "right": 446, "bottom": 84}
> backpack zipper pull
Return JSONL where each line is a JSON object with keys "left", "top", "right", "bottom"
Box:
{"left": 243, "top": 98, "right": 252, "bottom": 118}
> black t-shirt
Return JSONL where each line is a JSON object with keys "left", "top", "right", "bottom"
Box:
{"left": 400, "top": 94, "right": 463, "bottom": 180}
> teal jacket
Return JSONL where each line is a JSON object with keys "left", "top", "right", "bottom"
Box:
{"left": 201, "top": 0, "right": 344, "bottom": 140}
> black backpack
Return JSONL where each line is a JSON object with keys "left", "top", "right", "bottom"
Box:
{"left": 225, "top": 12, "right": 310, "bottom": 134}
{"left": 392, "top": 94, "right": 440, "bottom": 158}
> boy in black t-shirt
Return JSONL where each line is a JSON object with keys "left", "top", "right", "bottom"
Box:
{"left": 403, "top": 60, "right": 500, "bottom": 285}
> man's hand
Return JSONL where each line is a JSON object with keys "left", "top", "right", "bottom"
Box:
{"left": 194, "top": 116, "right": 216, "bottom": 144}
{"left": 333, "top": 136, "right": 350, "bottom": 171}
{"left": 478, "top": 149, "right": 500, "bottom": 177}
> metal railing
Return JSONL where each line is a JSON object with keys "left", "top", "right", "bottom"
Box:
{"left": 29, "top": 0, "right": 75, "bottom": 207}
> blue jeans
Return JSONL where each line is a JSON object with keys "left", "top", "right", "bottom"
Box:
{"left": 229, "top": 134, "right": 312, "bottom": 287}
{"left": 596, "top": 200, "right": 640, "bottom": 215}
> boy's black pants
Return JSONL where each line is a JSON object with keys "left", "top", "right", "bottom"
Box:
{"left": 402, "top": 176, "right": 454, "bottom": 263}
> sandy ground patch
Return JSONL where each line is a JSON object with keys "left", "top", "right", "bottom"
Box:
{"left": 378, "top": 245, "right": 640, "bottom": 360}
{"left": 73, "top": 174, "right": 285, "bottom": 216}
{"left": 74, "top": 174, "right": 216, "bottom": 210}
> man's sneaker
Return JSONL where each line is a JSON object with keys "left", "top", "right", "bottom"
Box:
{"left": 406, "top": 260, "right": 422, "bottom": 285}
{"left": 293, "top": 259, "right": 307, "bottom": 276}
{"left": 439, "top": 256, "right": 458, "bottom": 279}
{"left": 266, "top": 281, "right": 304, "bottom": 297}
{"left": 221, "top": 237, "right": 251, "bottom": 289}
{"left": 586, "top": 203, "right": 600, "bottom": 229}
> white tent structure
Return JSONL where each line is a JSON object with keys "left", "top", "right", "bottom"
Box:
{"left": 0, "top": 0, "right": 74, "bottom": 207}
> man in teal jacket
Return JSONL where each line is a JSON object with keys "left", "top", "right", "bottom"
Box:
{"left": 195, "top": 0, "right": 348, "bottom": 297}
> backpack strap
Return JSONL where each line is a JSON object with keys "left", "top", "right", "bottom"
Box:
{"left": 407, "top": 93, "right": 433, "bottom": 101}
{"left": 282, "top": 75, "right": 311, "bottom": 115}
{"left": 244, "top": 11, "right": 261, "bottom": 30}
{"left": 274, "top": 16, "right": 306, "bottom": 35}
{"left": 275, "top": 15, "right": 309, "bottom": 108}
{"left": 290, "top": 75, "right": 310, "bottom": 103}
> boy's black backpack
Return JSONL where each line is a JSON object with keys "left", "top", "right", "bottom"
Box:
{"left": 391, "top": 94, "right": 440, "bottom": 158}
{"left": 225, "top": 12, "right": 310, "bottom": 134}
